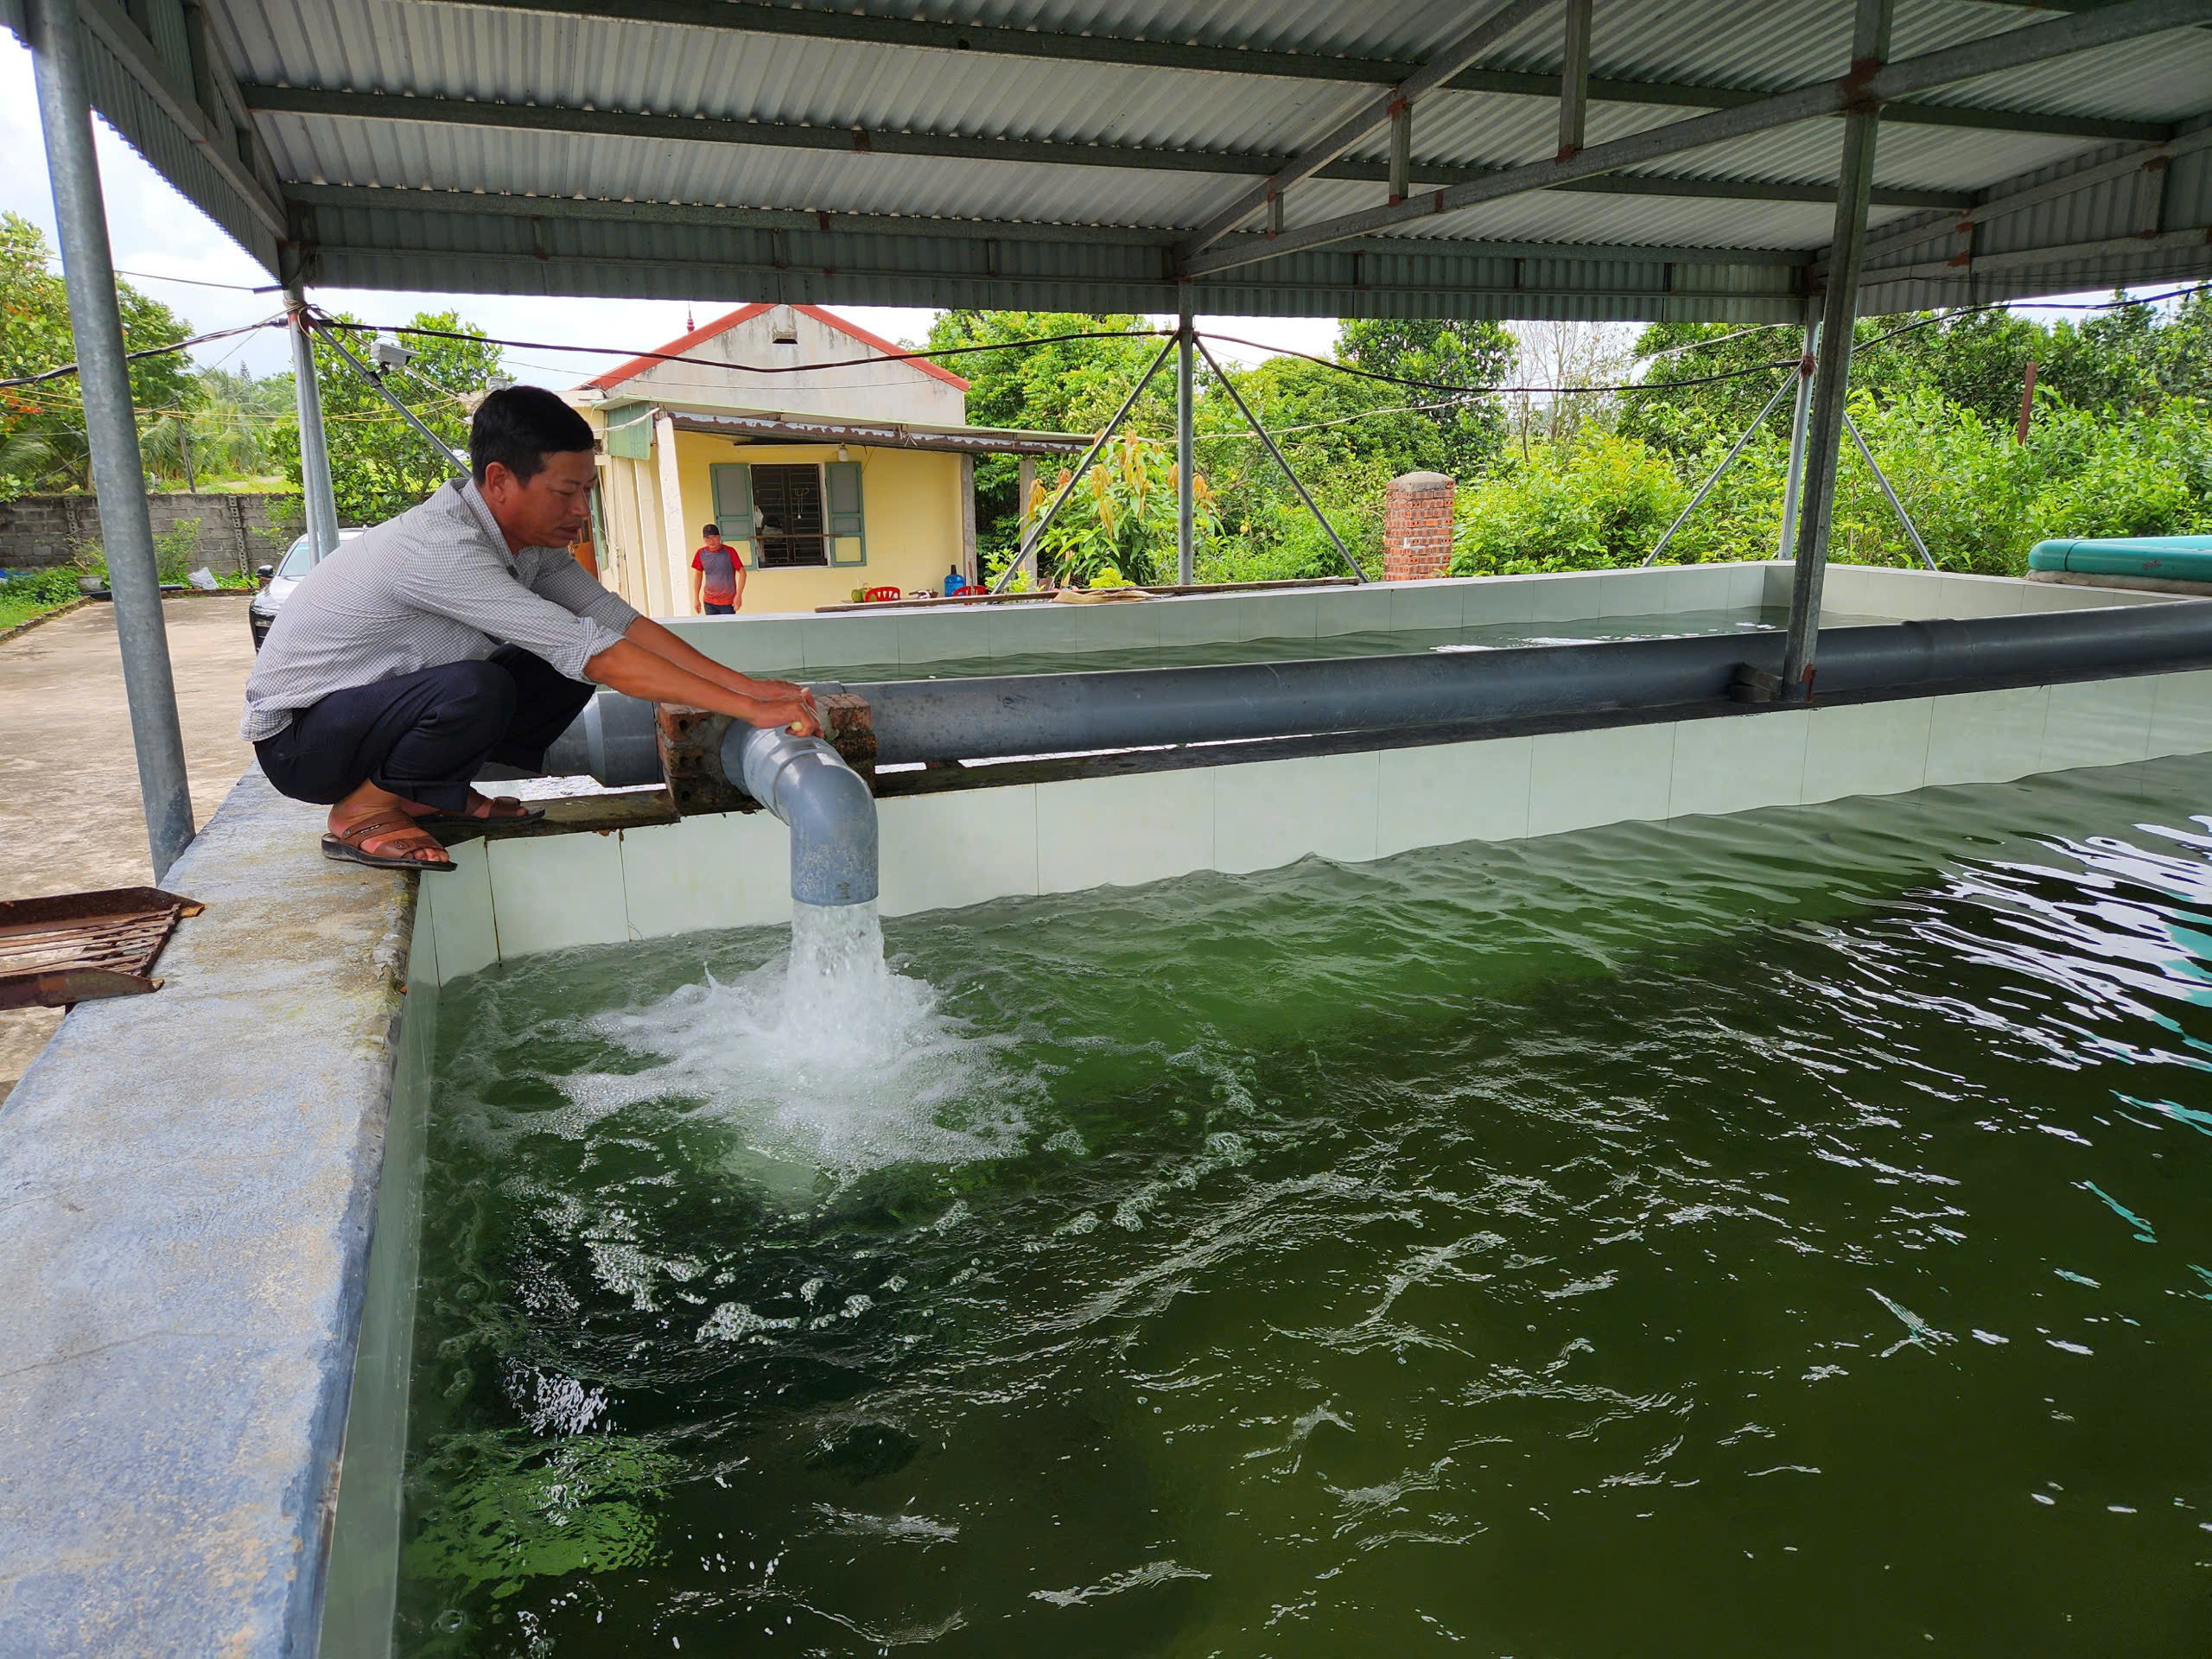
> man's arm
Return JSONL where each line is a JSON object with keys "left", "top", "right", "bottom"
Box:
{"left": 689, "top": 567, "right": 702, "bottom": 612}
{"left": 621, "top": 614, "right": 805, "bottom": 704}
{"left": 586, "top": 636, "right": 818, "bottom": 735}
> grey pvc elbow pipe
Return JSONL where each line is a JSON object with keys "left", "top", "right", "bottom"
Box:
{"left": 724, "top": 721, "right": 880, "bottom": 907}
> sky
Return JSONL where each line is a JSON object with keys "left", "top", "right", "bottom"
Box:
{"left": 0, "top": 35, "right": 1338, "bottom": 391}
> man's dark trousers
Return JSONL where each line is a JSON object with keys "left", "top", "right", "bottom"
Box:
{"left": 255, "top": 645, "right": 594, "bottom": 812}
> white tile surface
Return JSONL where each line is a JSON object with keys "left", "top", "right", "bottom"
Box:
{"left": 1923, "top": 686, "right": 2050, "bottom": 785}
{"left": 897, "top": 610, "right": 989, "bottom": 664}
{"left": 1377, "top": 737, "right": 1533, "bottom": 855}
{"left": 1386, "top": 582, "right": 1465, "bottom": 633}
{"left": 409, "top": 879, "right": 442, "bottom": 990}
{"left": 1074, "top": 601, "right": 1164, "bottom": 655}
{"left": 1598, "top": 568, "right": 1675, "bottom": 618}
{"left": 1800, "top": 698, "right": 1933, "bottom": 802}
{"left": 674, "top": 615, "right": 805, "bottom": 672}
{"left": 1650, "top": 564, "right": 1735, "bottom": 614}
{"left": 1155, "top": 593, "right": 1236, "bottom": 646}
{"left": 1527, "top": 722, "right": 1676, "bottom": 836}
{"left": 1939, "top": 575, "right": 2026, "bottom": 619}
{"left": 986, "top": 603, "right": 1077, "bottom": 660}
{"left": 1529, "top": 569, "right": 1611, "bottom": 622}
{"left": 800, "top": 613, "right": 902, "bottom": 671}
{"left": 1667, "top": 709, "right": 1810, "bottom": 819}
{"left": 1240, "top": 591, "right": 1323, "bottom": 643}
{"left": 1313, "top": 583, "right": 1395, "bottom": 636}
{"left": 2042, "top": 677, "right": 2158, "bottom": 772}
{"left": 1728, "top": 563, "right": 1773, "bottom": 611}
{"left": 619, "top": 812, "right": 791, "bottom": 939}
{"left": 2150, "top": 669, "right": 2212, "bottom": 760}
{"left": 1459, "top": 575, "right": 1541, "bottom": 626}
{"left": 486, "top": 830, "right": 632, "bottom": 957}
{"left": 877, "top": 784, "right": 1039, "bottom": 917}
{"left": 425, "top": 836, "right": 499, "bottom": 979}
{"left": 1213, "top": 751, "right": 1381, "bottom": 873}
{"left": 1037, "top": 767, "right": 1215, "bottom": 891}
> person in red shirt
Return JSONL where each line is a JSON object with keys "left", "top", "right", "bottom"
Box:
{"left": 690, "top": 523, "right": 746, "bottom": 614}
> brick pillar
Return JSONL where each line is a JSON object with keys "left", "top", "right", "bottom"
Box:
{"left": 1383, "top": 470, "right": 1455, "bottom": 581}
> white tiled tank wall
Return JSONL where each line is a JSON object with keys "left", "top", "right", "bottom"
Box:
{"left": 422, "top": 665, "right": 2212, "bottom": 975}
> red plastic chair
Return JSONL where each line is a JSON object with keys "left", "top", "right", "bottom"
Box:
{"left": 861, "top": 585, "right": 902, "bottom": 602}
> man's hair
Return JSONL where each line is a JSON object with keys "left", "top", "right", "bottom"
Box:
{"left": 470, "top": 385, "right": 594, "bottom": 484}
{"left": 702, "top": 523, "right": 721, "bottom": 537}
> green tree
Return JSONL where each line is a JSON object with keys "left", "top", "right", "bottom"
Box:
{"left": 925, "top": 310, "right": 1166, "bottom": 556}
{"left": 0, "top": 211, "right": 196, "bottom": 498}
{"left": 273, "top": 311, "right": 501, "bottom": 526}
{"left": 1336, "top": 316, "right": 1512, "bottom": 477}
{"left": 1193, "top": 352, "right": 1439, "bottom": 582}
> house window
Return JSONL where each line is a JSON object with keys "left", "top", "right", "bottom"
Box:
{"left": 751, "top": 464, "right": 827, "bottom": 567}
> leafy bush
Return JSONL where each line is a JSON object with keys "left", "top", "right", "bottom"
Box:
{"left": 1449, "top": 432, "right": 1688, "bottom": 575}
{"left": 1020, "top": 432, "right": 1220, "bottom": 587}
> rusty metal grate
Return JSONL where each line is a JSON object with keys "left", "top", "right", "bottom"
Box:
{"left": 0, "top": 887, "right": 204, "bottom": 1010}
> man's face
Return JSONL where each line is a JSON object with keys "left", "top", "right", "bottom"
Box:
{"left": 704, "top": 533, "right": 724, "bottom": 552}
{"left": 481, "top": 450, "right": 596, "bottom": 549}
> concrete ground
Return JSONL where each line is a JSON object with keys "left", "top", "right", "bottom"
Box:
{"left": 0, "top": 596, "right": 259, "bottom": 1098}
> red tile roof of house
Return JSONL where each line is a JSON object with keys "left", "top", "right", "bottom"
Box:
{"left": 579, "top": 302, "right": 970, "bottom": 393}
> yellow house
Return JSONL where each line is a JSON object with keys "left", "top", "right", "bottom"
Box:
{"left": 568, "top": 303, "right": 1085, "bottom": 616}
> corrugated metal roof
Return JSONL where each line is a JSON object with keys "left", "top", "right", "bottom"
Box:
{"left": 10, "top": 0, "right": 2210, "bottom": 320}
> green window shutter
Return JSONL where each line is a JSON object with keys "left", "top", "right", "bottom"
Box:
{"left": 709, "top": 463, "right": 756, "bottom": 567}
{"left": 825, "top": 460, "right": 867, "bottom": 567}
{"left": 603, "top": 401, "right": 653, "bottom": 460}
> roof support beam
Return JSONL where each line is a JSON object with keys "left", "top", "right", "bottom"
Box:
{"left": 1180, "top": 0, "right": 1554, "bottom": 254}
{"left": 1177, "top": 0, "right": 2211, "bottom": 278}
{"left": 249, "top": 86, "right": 1970, "bottom": 212}
{"left": 283, "top": 184, "right": 1817, "bottom": 267}
{"left": 396, "top": 0, "right": 2168, "bottom": 143}
{"left": 1558, "top": 0, "right": 1594, "bottom": 161}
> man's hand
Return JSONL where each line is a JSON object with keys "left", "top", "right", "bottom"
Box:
{"left": 738, "top": 676, "right": 807, "bottom": 703}
{"left": 751, "top": 693, "right": 822, "bottom": 739}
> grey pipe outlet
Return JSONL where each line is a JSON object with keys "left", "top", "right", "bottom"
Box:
{"left": 724, "top": 722, "right": 880, "bottom": 907}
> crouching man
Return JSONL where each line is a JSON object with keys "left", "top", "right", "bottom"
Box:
{"left": 242, "top": 385, "right": 817, "bottom": 873}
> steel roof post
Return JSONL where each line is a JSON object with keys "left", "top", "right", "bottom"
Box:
{"left": 1776, "top": 307, "right": 1820, "bottom": 559}
{"left": 27, "top": 0, "right": 195, "bottom": 882}
{"left": 1176, "top": 296, "right": 1196, "bottom": 585}
{"left": 283, "top": 276, "right": 342, "bottom": 566}
{"left": 1780, "top": 0, "right": 1892, "bottom": 702}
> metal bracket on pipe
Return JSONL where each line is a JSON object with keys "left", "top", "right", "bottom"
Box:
{"left": 313, "top": 321, "right": 471, "bottom": 475}
{"left": 1842, "top": 410, "right": 1939, "bottom": 571}
{"left": 1641, "top": 371, "right": 1796, "bottom": 566}
{"left": 1196, "top": 335, "right": 1368, "bottom": 583}
{"left": 991, "top": 336, "right": 1176, "bottom": 593}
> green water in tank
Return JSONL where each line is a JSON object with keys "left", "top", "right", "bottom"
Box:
{"left": 392, "top": 751, "right": 2212, "bottom": 1656}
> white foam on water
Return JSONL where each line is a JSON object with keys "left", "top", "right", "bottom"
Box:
{"left": 560, "top": 900, "right": 1028, "bottom": 1183}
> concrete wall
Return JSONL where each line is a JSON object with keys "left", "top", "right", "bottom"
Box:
{"left": 0, "top": 491, "right": 303, "bottom": 574}
{"left": 425, "top": 660, "right": 2212, "bottom": 974}
{"left": 0, "top": 773, "right": 428, "bottom": 1656}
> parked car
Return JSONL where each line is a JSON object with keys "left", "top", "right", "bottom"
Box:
{"left": 250, "top": 528, "right": 364, "bottom": 649}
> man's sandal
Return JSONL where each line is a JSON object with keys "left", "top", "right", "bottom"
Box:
{"left": 415, "top": 792, "right": 544, "bottom": 827}
{"left": 321, "top": 813, "right": 458, "bottom": 873}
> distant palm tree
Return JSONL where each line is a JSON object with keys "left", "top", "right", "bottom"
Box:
{"left": 0, "top": 429, "right": 58, "bottom": 495}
